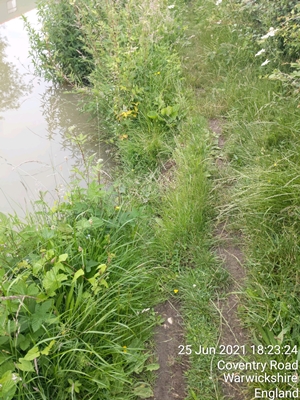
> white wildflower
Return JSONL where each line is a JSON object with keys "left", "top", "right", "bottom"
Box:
{"left": 261, "top": 27, "right": 278, "bottom": 40}
{"left": 255, "top": 48, "right": 266, "bottom": 57}
{"left": 193, "top": 284, "right": 197, "bottom": 288}
{"left": 168, "top": 4, "right": 175, "bottom": 8}
{"left": 261, "top": 59, "right": 270, "bottom": 66}
{"left": 216, "top": 0, "right": 222, "bottom": 5}
{"left": 12, "top": 373, "right": 21, "bottom": 382}
{"left": 136, "top": 308, "right": 150, "bottom": 315}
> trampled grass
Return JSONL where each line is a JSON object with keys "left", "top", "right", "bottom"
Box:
{"left": 180, "top": 0, "right": 300, "bottom": 397}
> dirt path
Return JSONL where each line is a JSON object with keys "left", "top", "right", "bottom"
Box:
{"left": 210, "top": 119, "right": 249, "bottom": 400}
{"left": 151, "top": 301, "right": 188, "bottom": 400}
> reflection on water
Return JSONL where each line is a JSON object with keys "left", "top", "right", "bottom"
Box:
{"left": 0, "top": 9, "right": 113, "bottom": 216}
{"left": 0, "top": 0, "right": 36, "bottom": 25}
{"left": 40, "top": 86, "right": 104, "bottom": 164}
{"left": 0, "top": 31, "right": 32, "bottom": 111}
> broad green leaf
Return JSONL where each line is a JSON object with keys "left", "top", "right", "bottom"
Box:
{"left": 276, "top": 326, "right": 290, "bottom": 345}
{"left": 23, "top": 346, "right": 40, "bottom": 361}
{"left": 99, "top": 279, "right": 108, "bottom": 288}
{"left": 43, "top": 270, "right": 68, "bottom": 296}
{"left": 76, "top": 218, "right": 91, "bottom": 231}
{"left": 97, "top": 264, "right": 107, "bottom": 274}
{"left": 0, "top": 337, "right": 9, "bottom": 345}
{"left": 147, "top": 111, "right": 158, "bottom": 119}
{"left": 40, "top": 228, "right": 55, "bottom": 240}
{"left": 0, "top": 371, "right": 18, "bottom": 399}
{"left": 145, "top": 363, "right": 160, "bottom": 371}
{"left": 0, "top": 361, "right": 15, "bottom": 376}
{"left": 19, "top": 336, "right": 31, "bottom": 351}
{"left": 38, "top": 299, "right": 53, "bottom": 314}
{"left": 161, "top": 105, "right": 173, "bottom": 116}
{"left": 87, "top": 277, "right": 96, "bottom": 286}
{"left": 133, "top": 384, "right": 153, "bottom": 399}
{"left": 73, "top": 269, "right": 84, "bottom": 283}
{"left": 45, "top": 250, "right": 55, "bottom": 260}
{"left": 41, "top": 340, "right": 55, "bottom": 356}
{"left": 58, "top": 253, "right": 68, "bottom": 262}
{"left": 17, "top": 260, "right": 30, "bottom": 269}
{"left": 31, "top": 314, "right": 44, "bottom": 332}
{"left": 16, "top": 359, "right": 34, "bottom": 372}
{"left": 27, "top": 283, "right": 39, "bottom": 296}
{"left": 86, "top": 260, "right": 99, "bottom": 272}
{"left": 88, "top": 216, "right": 103, "bottom": 228}
{"left": 57, "top": 223, "right": 73, "bottom": 234}
{"left": 32, "top": 260, "right": 44, "bottom": 275}
{"left": 31, "top": 300, "right": 53, "bottom": 331}
{"left": 36, "top": 293, "right": 49, "bottom": 303}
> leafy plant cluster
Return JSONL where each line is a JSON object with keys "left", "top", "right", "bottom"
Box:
{"left": 23, "top": 0, "right": 93, "bottom": 85}
{"left": 235, "top": 0, "right": 300, "bottom": 95}
{"left": 0, "top": 184, "right": 160, "bottom": 400}
{"left": 25, "top": 0, "right": 187, "bottom": 171}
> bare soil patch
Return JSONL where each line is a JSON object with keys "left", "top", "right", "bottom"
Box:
{"left": 210, "top": 119, "right": 249, "bottom": 400}
{"left": 151, "top": 300, "right": 188, "bottom": 400}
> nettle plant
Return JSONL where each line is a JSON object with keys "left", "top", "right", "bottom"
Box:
{"left": 25, "top": 0, "right": 186, "bottom": 141}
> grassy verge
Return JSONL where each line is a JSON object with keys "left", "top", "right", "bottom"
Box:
{"left": 0, "top": 183, "right": 164, "bottom": 399}
{"left": 5, "top": 0, "right": 300, "bottom": 398}
{"left": 1, "top": 1, "right": 222, "bottom": 399}
{"left": 179, "top": 0, "right": 300, "bottom": 398}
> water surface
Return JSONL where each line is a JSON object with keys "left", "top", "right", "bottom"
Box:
{"left": 0, "top": 6, "right": 112, "bottom": 215}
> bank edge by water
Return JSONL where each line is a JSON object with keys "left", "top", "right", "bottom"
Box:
{"left": 0, "top": 1, "right": 214, "bottom": 399}
{"left": 0, "top": 8, "right": 113, "bottom": 216}
{"left": 0, "top": 1, "right": 236, "bottom": 399}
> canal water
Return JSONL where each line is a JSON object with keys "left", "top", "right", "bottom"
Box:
{"left": 0, "top": 2, "right": 112, "bottom": 216}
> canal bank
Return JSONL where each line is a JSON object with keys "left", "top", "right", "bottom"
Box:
{"left": 0, "top": 4, "right": 113, "bottom": 215}
{"left": 0, "top": 1, "right": 224, "bottom": 399}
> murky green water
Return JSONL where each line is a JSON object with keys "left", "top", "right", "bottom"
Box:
{"left": 0, "top": 2, "right": 112, "bottom": 215}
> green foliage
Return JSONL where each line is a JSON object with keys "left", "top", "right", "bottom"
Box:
{"left": 26, "top": 0, "right": 187, "bottom": 170}
{"left": 232, "top": 0, "right": 300, "bottom": 95}
{"left": 23, "top": 0, "right": 93, "bottom": 85}
{"left": 181, "top": 0, "right": 300, "bottom": 397}
{"left": 0, "top": 183, "right": 160, "bottom": 399}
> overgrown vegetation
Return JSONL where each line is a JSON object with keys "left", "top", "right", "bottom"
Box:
{"left": 1, "top": 0, "right": 222, "bottom": 399}
{"left": 24, "top": 0, "right": 186, "bottom": 171}
{"left": 1, "top": 1, "right": 188, "bottom": 398}
{"left": 0, "top": 184, "right": 161, "bottom": 399}
{"left": 3, "top": 0, "right": 300, "bottom": 398}
{"left": 180, "top": 0, "right": 300, "bottom": 397}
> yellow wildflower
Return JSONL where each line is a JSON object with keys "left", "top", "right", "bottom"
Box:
{"left": 173, "top": 289, "right": 179, "bottom": 294}
{"left": 119, "top": 134, "right": 128, "bottom": 141}
{"left": 122, "top": 346, "right": 127, "bottom": 353}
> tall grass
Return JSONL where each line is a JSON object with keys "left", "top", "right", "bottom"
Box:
{"left": 183, "top": 0, "right": 300, "bottom": 397}
{"left": 0, "top": 183, "right": 163, "bottom": 399}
